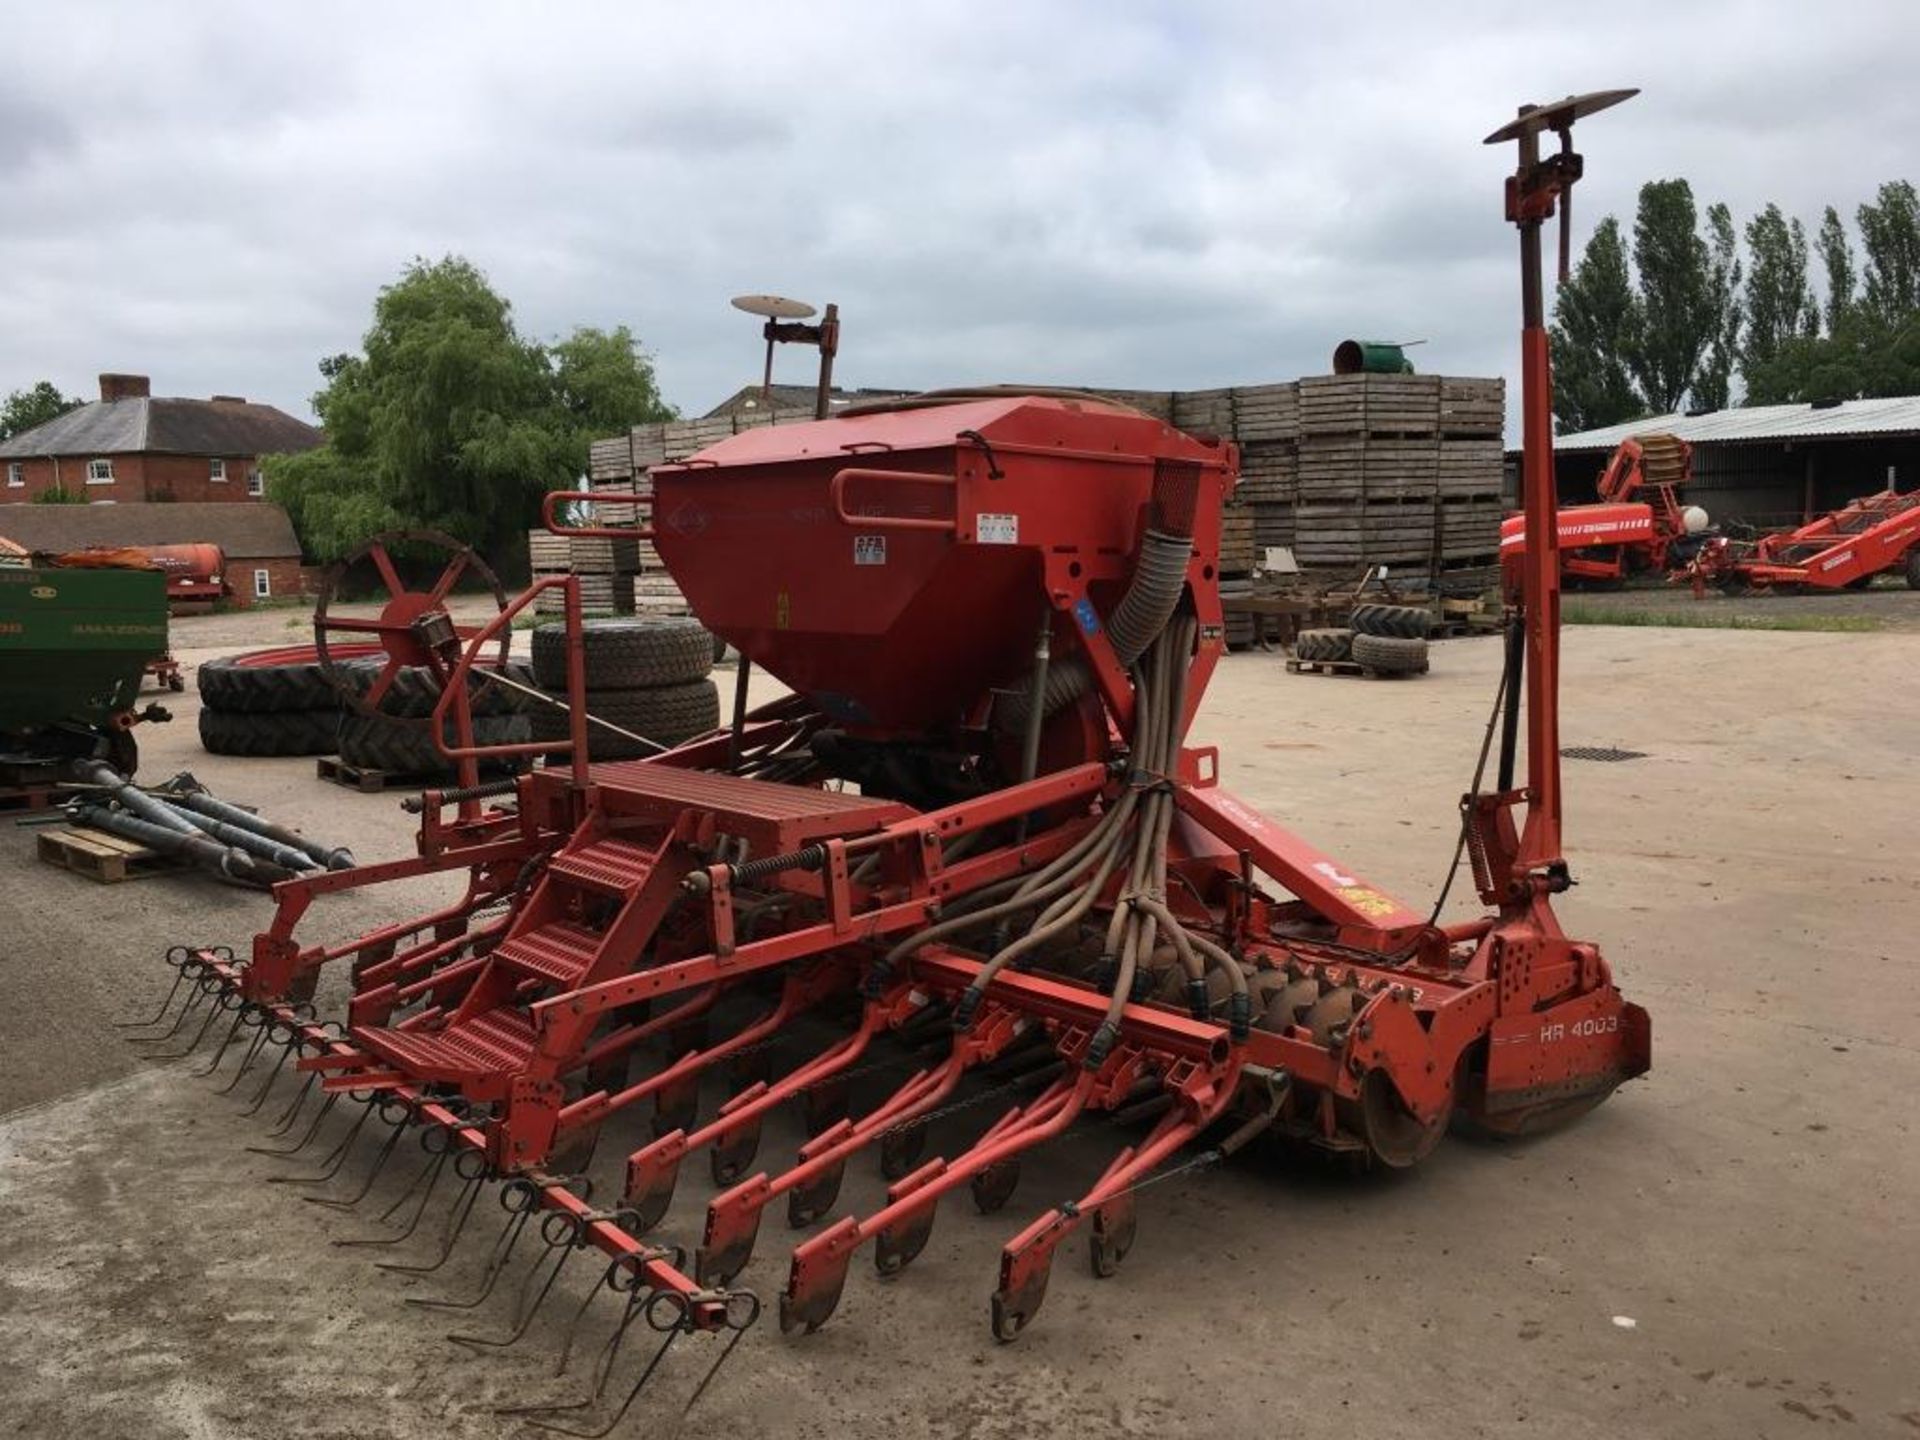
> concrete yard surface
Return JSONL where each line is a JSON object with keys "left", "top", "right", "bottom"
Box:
{"left": 1, "top": 611, "right": 1916, "bottom": 1439}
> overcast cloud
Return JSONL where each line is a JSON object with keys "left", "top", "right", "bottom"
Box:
{"left": 2, "top": 1, "right": 1916, "bottom": 427}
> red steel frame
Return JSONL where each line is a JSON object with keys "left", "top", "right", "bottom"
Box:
{"left": 1695, "top": 486, "right": 1920, "bottom": 590}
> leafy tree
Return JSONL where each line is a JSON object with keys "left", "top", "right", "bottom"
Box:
{"left": 1740, "top": 205, "right": 1817, "bottom": 400}
{"left": 0, "top": 381, "right": 81, "bottom": 442}
{"left": 1549, "top": 217, "right": 1646, "bottom": 432}
{"left": 1857, "top": 180, "right": 1920, "bottom": 327}
{"left": 1816, "top": 206, "right": 1856, "bottom": 332}
{"left": 267, "top": 257, "right": 673, "bottom": 564}
{"left": 1626, "top": 180, "right": 1721, "bottom": 413}
{"left": 1694, "top": 202, "right": 1743, "bottom": 412}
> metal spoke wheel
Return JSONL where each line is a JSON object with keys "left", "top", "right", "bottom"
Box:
{"left": 312, "top": 530, "right": 510, "bottom": 725}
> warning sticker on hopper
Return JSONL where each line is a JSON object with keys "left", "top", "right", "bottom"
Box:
{"left": 978, "top": 514, "right": 1019, "bottom": 544}
{"left": 854, "top": 535, "right": 887, "bottom": 566}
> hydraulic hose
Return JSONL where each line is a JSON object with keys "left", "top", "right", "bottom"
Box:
{"left": 169, "top": 790, "right": 352, "bottom": 871}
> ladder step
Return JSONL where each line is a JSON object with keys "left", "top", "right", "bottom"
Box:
{"left": 350, "top": 1008, "right": 537, "bottom": 1084}
{"left": 549, "top": 835, "right": 657, "bottom": 893}
{"left": 494, "top": 921, "right": 602, "bottom": 986}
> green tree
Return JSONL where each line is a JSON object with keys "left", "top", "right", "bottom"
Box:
{"left": 1626, "top": 180, "right": 1721, "bottom": 413}
{"left": 0, "top": 381, "right": 81, "bottom": 442}
{"left": 1816, "top": 206, "right": 1856, "bottom": 332}
{"left": 267, "top": 257, "right": 672, "bottom": 564}
{"left": 1694, "top": 202, "right": 1743, "bottom": 411}
{"left": 1740, "top": 204, "right": 1817, "bottom": 401}
{"left": 1549, "top": 216, "right": 1647, "bottom": 433}
{"left": 1857, "top": 180, "right": 1920, "bottom": 327}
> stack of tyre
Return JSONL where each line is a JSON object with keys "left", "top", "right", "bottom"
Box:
{"left": 196, "top": 648, "right": 538, "bottom": 775}
{"left": 527, "top": 618, "right": 722, "bottom": 761}
{"left": 328, "top": 656, "right": 535, "bottom": 775}
{"left": 1293, "top": 602, "right": 1432, "bottom": 675}
{"left": 196, "top": 652, "right": 346, "bottom": 757}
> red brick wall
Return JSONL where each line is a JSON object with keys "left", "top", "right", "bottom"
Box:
{"left": 228, "top": 557, "right": 315, "bottom": 606}
{"left": 2, "top": 452, "right": 265, "bottom": 502}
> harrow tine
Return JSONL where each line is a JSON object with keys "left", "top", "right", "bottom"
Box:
{"left": 377, "top": 1150, "right": 489, "bottom": 1275}
{"left": 408, "top": 1177, "right": 540, "bottom": 1310}
{"left": 266, "top": 1094, "right": 378, "bottom": 1183}
{"left": 502, "top": 1278, "right": 687, "bottom": 1437}
{"left": 448, "top": 1210, "right": 587, "bottom": 1349}
{"left": 117, "top": 947, "right": 198, "bottom": 1028}
{"left": 251, "top": 1081, "right": 328, "bottom": 1151}
{"left": 334, "top": 1125, "right": 453, "bottom": 1246}
{"left": 303, "top": 1099, "right": 415, "bottom": 1209}
{"left": 238, "top": 1028, "right": 299, "bottom": 1115}
{"left": 128, "top": 974, "right": 219, "bottom": 1049}
{"left": 193, "top": 1002, "right": 260, "bottom": 1078}
{"left": 682, "top": 1291, "right": 762, "bottom": 1419}
{"left": 146, "top": 986, "right": 241, "bottom": 1060}
{"left": 214, "top": 1011, "right": 276, "bottom": 1094}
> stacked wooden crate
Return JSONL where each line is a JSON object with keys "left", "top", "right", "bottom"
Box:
{"left": 1288, "top": 374, "right": 1504, "bottom": 591}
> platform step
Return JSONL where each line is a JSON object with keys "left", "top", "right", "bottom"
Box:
{"left": 493, "top": 920, "right": 603, "bottom": 987}
{"left": 353, "top": 1009, "right": 537, "bottom": 1082}
{"left": 549, "top": 834, "right": 657, "bottom": 893}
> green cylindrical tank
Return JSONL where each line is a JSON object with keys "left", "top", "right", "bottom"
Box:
{"left": 0, "top": 565, "right": 168, "bottom": 737}
{"left": 1332, "top": 339, "right": 1415, "bottom": 374}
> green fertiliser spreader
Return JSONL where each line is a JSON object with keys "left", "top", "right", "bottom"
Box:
{"left": 0, "top": 562, "right": 169, "bottom": 774}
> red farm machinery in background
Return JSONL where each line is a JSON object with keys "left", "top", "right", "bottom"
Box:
{"left": 128, "top": 93, "right": 1650, "bottom": 1427}
{"left": 1500, "top": 431, "right": 1709, "bottom": 591}
{"left": 1686, "top": 486, "right": 1920, "bottom": 593}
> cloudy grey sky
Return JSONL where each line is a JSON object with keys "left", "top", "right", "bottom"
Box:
{"left": 2, "top": 1, "right": 1916, "bottom": 424}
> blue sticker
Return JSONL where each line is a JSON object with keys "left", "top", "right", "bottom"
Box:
{"left": 1074, "top": 598, "right": 1101, "bottom": 635}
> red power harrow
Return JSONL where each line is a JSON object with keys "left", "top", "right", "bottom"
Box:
{"left": 130, "top": 94, "right": 1650, "bottom": 1431}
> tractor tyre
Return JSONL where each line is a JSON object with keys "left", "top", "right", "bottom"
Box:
{"left": 336, "top": 713, "right": 531, "bottom": 776}
{"left": 1906, "top": 548, "right": 1920, "bottom": 591}
{"left": 529, "top": 679, "right": 722, "bottom": 761}
{"left": 1293, "top": 628, "right": 1353, "bottom": 663}
{"left": 1351, "top": 633, "right": 1430, "bottom": 675}
{"left": 531, "top": 618, "right": 714, "bottom": 690}
{"left": 333, "top": 657, "right": 536, "bottom": 718}
{"left": 1348, "top": 602, "right": 1433, "bottom": 639}
{"left": 196, "top": 654, "right": 337, "bottom": 714}
{"left": 198, "top": 706, "right": 343, "bottom": 757}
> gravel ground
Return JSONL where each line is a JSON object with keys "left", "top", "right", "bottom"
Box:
{"left": 1, "top": 607, "right": 1915, "bottom": 1439}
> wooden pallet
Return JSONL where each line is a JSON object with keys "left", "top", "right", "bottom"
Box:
{"left": 37, "top": 826, "right": 185, "bottom": 883}
{"left": 316, "top": 755, "right": 523, "bottom": 792}
{"left": 0, "top": 783, "right": 61, "bottom": 814}
{"left": 1285, "top": 657, "right": 1426, "bottom": 680}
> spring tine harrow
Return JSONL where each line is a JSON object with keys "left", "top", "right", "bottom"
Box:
{"left": 334, "top": 1124, "right": 455, "bottom": 1247}
{"left": 267, "top": 1094, "right": 380, "bottom": 1184}
{"left": 304, "top": 1098, "right": 416, "bottom": 1209}
{"left": 449, "top": 1209, "right": 591, "bottom": 1349}
{"left": 238, "top": 1018, "right": 306, "bottom": 1114}
{"left": 127, "top": 971, "right": 219, "bottom": 1048}
{"left": 251, "top": 1082, "right": 331, "bottom": 1152}
{"left": 214, "top": 1009, "right": 277, "bottom": 1093}
{"left": 377, "top": 1149, "right": 490, "bottom": 1274}
{"left": 117, "top": 946, "right": 204, "bottom": 1028}
{"left": 408, "top": 1177, "right": 542, "bottom": 1311}
{"left": 194, "top": 1001, "right": 262, "bottom": 1078}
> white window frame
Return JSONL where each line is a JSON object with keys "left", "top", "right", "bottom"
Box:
{"left": 6, "top": 463, "right": 21, "bottom": 489}
{"left": 86, "top": 457, "right": 114, "bottom": 484}
{"left": 209, "top": 458, "right": 227, "bottom": 483}
{"left": 253, "top": 568, "right": 271, "bottom": 599}
{"left": 247, "top": 468, "right": 264, "bottom": 497}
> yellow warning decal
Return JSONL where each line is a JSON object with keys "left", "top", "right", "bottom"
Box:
{"left": 1338, "top": 886, "right": 1400, "bottom": 919}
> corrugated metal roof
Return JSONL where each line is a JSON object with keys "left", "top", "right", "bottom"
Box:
{"left": 0, "top": 397, "right": 322, "bottom": 459}
{"left": 1553, "top": 395, "right": 1920, "bottom": 452}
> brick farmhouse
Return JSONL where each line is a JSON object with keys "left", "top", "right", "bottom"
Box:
{"left": 0, "top": 372, "right": 321, "bottom": 503}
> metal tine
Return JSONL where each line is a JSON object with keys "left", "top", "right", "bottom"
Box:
{"left": 449, "top": 1210, "right": 587, "bottom": 1349}
{"left": 498, "top": 1272, "right": 671, "bottom": 1425}
{"left": 266, "top": 1094, "right": 380, "bottom": 1183}
{"left": 303, "top": 1099, "right": 416, "bottom": 1209}
{"left": 239, "top": 1035, "right": 298, "bottom": 1115}
{"left": 214, "top": 1012, "right": 277, "bottom": 1094}
{"left": 118, "top": 950, "right": 198, "bottom": 1028}
{"left": 378, "top": 1151, "right": 489, "bottom": 1275}
{"left": 682, "top": 1292, "right": 762, "bottom": 1419}
{"left": 408, "top": 1178, "right": 541, "bottom": 1310}
{"left": 521, "top": 1299, "right": 686, "bottom": 1438}
{"left": 194, "top": 1003, "right": 261, "bottom": 1079}
{"left": 127, "top": 975, "right": 217, "bottom": 1048}
{"left": 145, "top": 987, "right": 240, "bottom": 1060}
{"left": 251, "top": 1083, "right": 330, "bottom": 1152}
{"left": 334, "top": 1126, "right": 454, "bottom": 1246}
